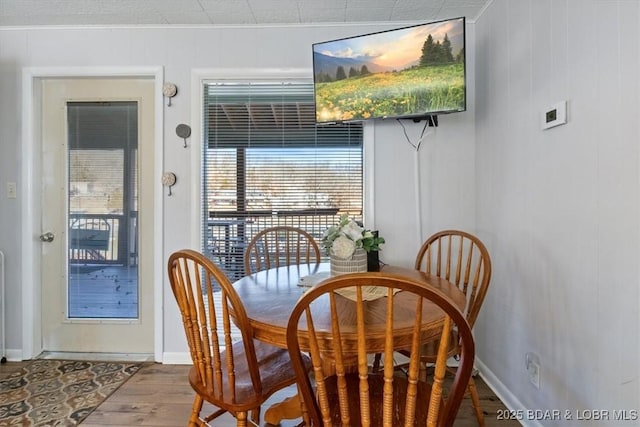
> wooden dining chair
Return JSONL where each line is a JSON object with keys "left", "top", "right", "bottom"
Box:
{"left": 168, "top": 249, "right": 310, "bottom": 427}
{"left": 243, "top": 226, "right": 321, "bottom": 275}
{"left": 409, "top": 230, "right": 492, "bottom": 426}
{"left": 287, "top": 272, "right": 475, "bottom": 427}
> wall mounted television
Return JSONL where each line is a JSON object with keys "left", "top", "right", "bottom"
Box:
{"left": 312, "top": 17, "right": 466, "bottom": 124}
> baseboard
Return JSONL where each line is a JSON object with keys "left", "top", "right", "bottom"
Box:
{"left": 475, "top": 357, "right": 542, "bottom": 427}
{"left": 1, "top": 349, "right": 25, "bottom": 362}
{"left": 38, "top": 351, "right": 154, "bottom": 362}
{"left": 161, "top": 352, "right": 192, "bottom": 365}
{"left": 4, "top": 348, "right": 193, "bottom": 365}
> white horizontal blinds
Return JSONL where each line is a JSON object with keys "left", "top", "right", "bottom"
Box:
{"left": 202, "top": 81, "right": 363, "bottom": 278}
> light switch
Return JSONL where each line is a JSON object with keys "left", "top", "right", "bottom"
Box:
{"left": 7, "top": 182, "right": 17, "bottom": 199}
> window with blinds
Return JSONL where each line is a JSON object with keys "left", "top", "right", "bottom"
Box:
{"left": 202, "top": 81, "right": 363, "bottom": 279}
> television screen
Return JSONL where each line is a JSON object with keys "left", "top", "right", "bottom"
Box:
{"left": 312, "top": 17, "right": 466, "bottom": 124}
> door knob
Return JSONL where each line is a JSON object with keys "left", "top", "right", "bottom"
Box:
{"left": 40, "top": 232, "right": 55, "bottom": 242}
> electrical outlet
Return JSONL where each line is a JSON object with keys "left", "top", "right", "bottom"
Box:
{"left": 528, "top": 360, "right": 540, "bottom": 388}
{"left": 525, "top": 352, "right": 540, "bottom": 389}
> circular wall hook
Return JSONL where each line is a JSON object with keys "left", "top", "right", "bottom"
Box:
{"left": 176, "top": 124, "right": 191, "bottom": 148}
{"left": 162, "top": 83, "right": 178, "bottom": 106}
{"left": 161, "top": 172, "right": 177, "bottom": 196}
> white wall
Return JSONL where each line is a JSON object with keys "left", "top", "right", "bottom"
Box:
{"left": 475, "top": 0, "right": 640, "bottom": 424}
{"left": 0, "top": 24, "right": 477, "bottom": 358}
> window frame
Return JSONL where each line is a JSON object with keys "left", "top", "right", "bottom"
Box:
{"left": 190, "top": 70, "right": 375, "bottom": 256}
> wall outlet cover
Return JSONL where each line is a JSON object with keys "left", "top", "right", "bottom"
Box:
{"left": 525, "top": 352, "right": 540, "bottom": 389}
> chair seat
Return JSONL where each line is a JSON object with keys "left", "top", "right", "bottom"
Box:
{"left": 321, "top": 373, "right": 442, "bottom": 426}
{"left": 189, "top": 339, "right": 310, "bottom": 413}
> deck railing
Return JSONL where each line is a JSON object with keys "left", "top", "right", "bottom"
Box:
{"left": 68, "top": 212, "right": 137, "bottom": 266}
{"left": 206, "top": 209, "right": 352, "bottom": 279}
{"left": 69, "top": 209, "right": 346, "bottom": 276}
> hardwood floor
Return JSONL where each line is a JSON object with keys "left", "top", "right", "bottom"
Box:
{"left": 1, "top": 361, "right": 520, "bottom": 426}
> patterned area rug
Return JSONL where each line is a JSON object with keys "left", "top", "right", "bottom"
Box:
{"left": 0, "top": 359, "right": 142, "bottom": 426}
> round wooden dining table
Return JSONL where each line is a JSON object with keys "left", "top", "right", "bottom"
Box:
{"left": 231, "top": 262, "right": 466, "bottom": 425}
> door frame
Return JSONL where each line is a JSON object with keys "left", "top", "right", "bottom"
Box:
{"left": 21, "top": 66, "right": 164, "bottom": 361}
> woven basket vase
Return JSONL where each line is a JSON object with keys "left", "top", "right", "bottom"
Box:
{"left": 330, "top": 248, "right": 368, "bottom": 276}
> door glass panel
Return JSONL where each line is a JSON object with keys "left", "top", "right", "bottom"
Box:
{"left": 67, "top": 102, "right": 138, "bottom": 319}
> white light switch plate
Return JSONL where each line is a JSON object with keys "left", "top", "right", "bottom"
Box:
{"left": 541, "top": 101, "right": 567, "bottom": 130}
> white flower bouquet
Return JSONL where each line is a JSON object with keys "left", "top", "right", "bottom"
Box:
{"left": 321, "top": 214, "right": 385, "bottom": 259}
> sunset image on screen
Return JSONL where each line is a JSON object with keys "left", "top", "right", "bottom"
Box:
{"left": 313, "top": 17, "right": 466, "bottom": 123}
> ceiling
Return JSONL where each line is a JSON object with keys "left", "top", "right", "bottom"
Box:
{"left": 0, "top": 0, "right": 491, "bottom": 27}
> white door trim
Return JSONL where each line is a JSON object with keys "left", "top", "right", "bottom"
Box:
{"left": 21, "top": 66, "right": 164, "bottom": 362}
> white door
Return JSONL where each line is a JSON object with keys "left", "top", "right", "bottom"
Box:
{"left": 40, "top": 78, "right": 155, "bottom": 353}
